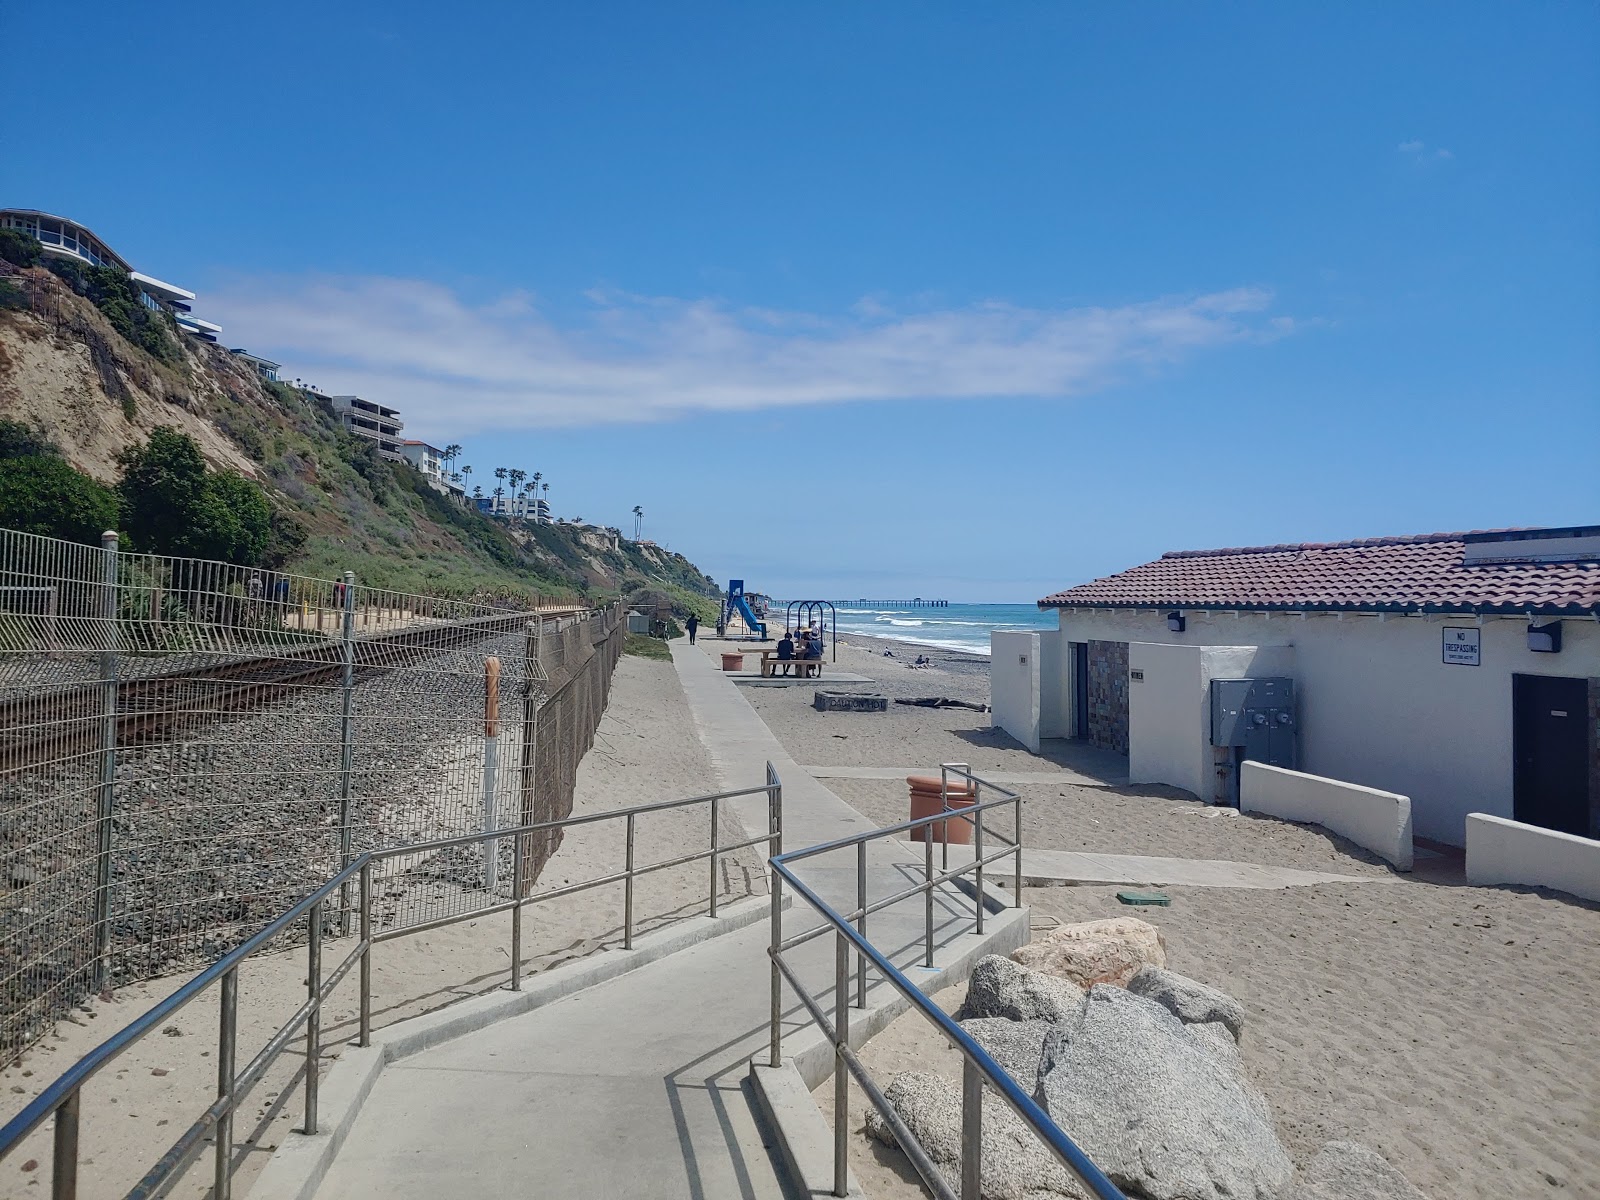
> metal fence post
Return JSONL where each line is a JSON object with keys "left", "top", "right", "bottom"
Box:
{"left": 510, "top": 834, "right": 524, "bottom": 991}
{"left": 833, "top": 931, "right": 850, "bottom": 1199}
{"left": 215, "top": 968, "right": 237, "bottom": 1200}
{"left": 855, "top": 840, "right": 867, "bottom": 1009}
{"left": 91, "top": 530, "right": 119, "bottom": 993}
{"left": 304, "top": 903, "right": 322, "bottom": 1135}
{"left": 923, "top": 832, "right": 935, "bottom": 969}
{"left": 337, "top": 572, "right": 356, "bottom": 934}
{"left": 974, "top": 782, "right": 985, "bottom": 935}
{"left": 768, "top": 765, "right": 784, "bottom": 1069}
{"left": 516, "top": 622, "right": 539, "bottom": 896}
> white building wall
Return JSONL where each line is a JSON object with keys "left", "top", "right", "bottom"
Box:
{"left": 990, "top": 631, "right": 1042, "bottom": 752}
{"left": 1055, "top": 608, "right": 1599, "bottom": 845}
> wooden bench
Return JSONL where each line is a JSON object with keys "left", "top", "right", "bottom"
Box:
{"left": 759, "top": 652, "right": 823, "bottom": 678}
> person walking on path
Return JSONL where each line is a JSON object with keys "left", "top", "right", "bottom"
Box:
{"left": 686, "top": 613, "right": 699, "bottom": 644}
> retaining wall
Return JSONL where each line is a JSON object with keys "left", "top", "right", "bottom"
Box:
{"left": 1240, "top": 761, "right": 1413, "bottom": 870}
{"left": 1465, "top": 814, "right": 1600, "bottom": 902}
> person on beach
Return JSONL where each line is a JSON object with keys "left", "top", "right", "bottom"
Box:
{"left": 776, "top": 630, "right": 795, "bottom": 675}
{"left": 686, "top": 614, "right": 699, "bottom": 644}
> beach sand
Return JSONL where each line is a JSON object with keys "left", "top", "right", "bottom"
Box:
{"left": 720, "top": 634, "right": 1600, "bottom": 1199}
{"left": 1, "top": 651, "right": 758, "bottom": 1200}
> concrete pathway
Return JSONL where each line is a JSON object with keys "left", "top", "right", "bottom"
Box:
{"left": 804, "top": 764, "right": 1124, "bottom": 787}
{"left": 315, "top": 642, "right": 999, "bottom": 1200}
{"left": 916, "top": 843, "right": 1400, "bottom": 889}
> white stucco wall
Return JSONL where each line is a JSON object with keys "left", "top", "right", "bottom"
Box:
{"left": 1466, "top": 814, "right": 1600, "bottom": 902}
{"left": 1038, "top": 630, "right": 1066, "bottom": 740}
{"left": 1127, "top": 642, "right": 1295, "bottom": 802}
{"left": 1054, "top": 608, "right": 1599, "bottom": 846}
{"left": 1241, "top": 762, "right": 1414, "bottom": 869}
{"left": 990, "top": 631, "right": 1042, "bottom": 752}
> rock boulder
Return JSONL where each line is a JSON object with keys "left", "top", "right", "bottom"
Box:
{"left": 866, "top": 1071, "right": 1087, "bottom": 1199}
{"left": 1128, "top": 966, "right": 1246, "bottom": 1038}
{"left": 1035, "top": 985, "right": 1292, "bottom": 1200}
{"left": 1282, "top": 1141, "right": 1427, "bottom": 1200}
{"left": 1011, "top": 917, "right": 1165, "bottom": 989}
{"left": 960, "top": 1017, "right": 1054, "bottom": 1091}
{"left": 961, "top": 954, "right": 1084, "bottom": 1024}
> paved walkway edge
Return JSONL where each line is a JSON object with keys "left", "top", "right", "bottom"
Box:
{"left": 251, "top": 893, "right": 778, "bottom": 1200}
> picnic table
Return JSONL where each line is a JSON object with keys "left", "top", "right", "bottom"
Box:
{"left": 748, "top": 649, "right": 823, "bottom": 678}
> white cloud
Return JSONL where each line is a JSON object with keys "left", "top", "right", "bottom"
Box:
{"left": 1399, "top": 139, "right": 1453, "bottom": 160}
{"left": 206, "top": 276, "right": 1288, "bottom": 435}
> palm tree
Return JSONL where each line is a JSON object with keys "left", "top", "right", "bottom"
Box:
{"left": 443, "top": 443, "right": 462, "bottom": 471}
{"left": 632, "top": 506, "right": 643, "bottom": 540}
{"left": 508, "top": 468, "right": 525, "bottom": 494}
{"left": 461, "top": 464, "right": 473, "bottom": 485}
{"left": 472, "top": 485, "right": 482, "bottom": 498}
{"left": 494, "top": 467, "right": 508, "bottom": 489}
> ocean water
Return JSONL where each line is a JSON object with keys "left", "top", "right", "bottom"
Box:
{"left": 820, "top": 603, "right": 1057, "bottom": 656}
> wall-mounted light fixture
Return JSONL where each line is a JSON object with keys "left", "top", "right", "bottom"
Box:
{"left": 1527, "top": 621, "right": 1562, "bottom": 653}
{"left": 1166, "top": 612, "right": 1186, "bottom": 633}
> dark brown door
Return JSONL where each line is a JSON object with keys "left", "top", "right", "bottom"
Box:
{"left": 1512, "top": 674, "right": 1589, "bottom": 836}
{"left": 1071, "top": 642, "right": 1089, "bottom": 739}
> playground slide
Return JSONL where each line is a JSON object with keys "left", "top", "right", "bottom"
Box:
{"left": 725, "top": 580, "right": 768, "bottom": 640}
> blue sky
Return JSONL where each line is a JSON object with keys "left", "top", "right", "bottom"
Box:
{"left": 8, "top": 2, "right": 1597, "bottom": 600}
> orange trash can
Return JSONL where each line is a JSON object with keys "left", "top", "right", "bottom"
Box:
{"left": 720, "top": 652, "right": 745, "bottom": 672}
{"left": 908, "top": 785, "right": 977, "bottom": 844}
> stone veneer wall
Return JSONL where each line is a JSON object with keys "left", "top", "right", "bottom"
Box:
{"left": 1086, "top": 639, "right": 1130, "bottom": 755}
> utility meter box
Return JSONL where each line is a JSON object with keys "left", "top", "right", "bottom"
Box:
{"left": 1210, "top": 677, "right": 1297, "bottom": 770}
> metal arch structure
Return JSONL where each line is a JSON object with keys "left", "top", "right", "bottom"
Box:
{"left": 784, "top": 600, "right": 836, "bottom": 662}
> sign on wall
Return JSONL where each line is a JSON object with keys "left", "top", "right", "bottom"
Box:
{"left": 1442, "top": 626, "right": 1481, "bottom": 666}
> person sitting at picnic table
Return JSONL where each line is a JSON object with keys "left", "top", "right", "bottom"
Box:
{"left": 775, "top": 630, "right": 795, "bottom": 675}
{"left": 802, "top": 630, "right": 823, "bottom": 660}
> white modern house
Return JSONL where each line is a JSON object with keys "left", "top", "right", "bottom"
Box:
{"left": 994, "top": 526, "right": 1600, "bottom": 846}
{"left": 475, "top": 494, "right": 551, "bottom": 524}
{"left": 2, "top": 208, "right": 222, "bottom": 340}
{"left": 328, "top": 395, "right": 404, "bottom": 461}
{"left": 398, "top": 440, "right": 465, "bottom": 500}
{"left": 229, "top": 349, "right": 281, "bottom": 382}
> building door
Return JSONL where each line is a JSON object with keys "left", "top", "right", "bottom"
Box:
{"left": 1071, "top": 642, "right": 1089, "bottom": 740}
{"left": 1512, "top": 674, "right": 1589, "bottom": 836}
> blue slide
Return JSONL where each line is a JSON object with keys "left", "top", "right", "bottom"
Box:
{"left": 725, "top": 579, "right": 767, "bottom": 640}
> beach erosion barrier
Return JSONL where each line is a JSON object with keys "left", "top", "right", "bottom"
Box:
{"left": 1465, "top": 814, "right": 1600, "bottom": 903}
{"left": 1240, "top": 762, "right": 1414, "bottom": 870}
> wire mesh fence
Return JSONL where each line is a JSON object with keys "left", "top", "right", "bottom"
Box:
{"left": 0, "top": 526, "right": 620, "bottom": 1059}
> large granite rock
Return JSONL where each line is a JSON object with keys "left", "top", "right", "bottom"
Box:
{"left": 1012, "top": 917, "right": 1166, "bottom": 989}
{"left": 960, "top": 1017, "right": 1054, "bottom": 1091}
{"left": 1128, "top": 966, "right": 1246, "bottom": 1038}
{"left": 1282, "top": 1141, "right": 1427, "bottom": 1200}
{"left": 866, "top": 1071, "right": 1087, "bottom": 1199}
{"left": 1184, "top": 1020, "right": 1242, "bottom": 1071}
{"left": 961, "top": 954, "right": 1084, "bottom": 1023}
{"left": 1035, "top": 985, "right": 1292, "bottom": 1200}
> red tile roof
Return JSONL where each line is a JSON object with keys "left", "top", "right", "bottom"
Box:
{"left": 1039, "top": 528, "right": 1600, "bottom": 616}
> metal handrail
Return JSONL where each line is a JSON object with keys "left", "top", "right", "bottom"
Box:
{"left": 766, "top": 763, "right": 1124, "bottom": 1200}
{"left": 1, "top": 767, "right": 784, "bottom": 1200}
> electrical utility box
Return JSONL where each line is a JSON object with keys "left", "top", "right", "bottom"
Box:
{"left": 1210, "top": 678, "right": 1297, "bottom": 800}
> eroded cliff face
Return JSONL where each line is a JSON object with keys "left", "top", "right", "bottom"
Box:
{"left": 0, "top": 273, "right": 256, "bottom": 482}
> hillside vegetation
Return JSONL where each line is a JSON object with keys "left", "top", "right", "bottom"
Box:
{"left": 0, "top": 257, "right": 721, "bottom": 613}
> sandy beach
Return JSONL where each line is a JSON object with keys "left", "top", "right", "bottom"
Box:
{"left": 738, "top": 633, "right": 1600, "bottom": 1199}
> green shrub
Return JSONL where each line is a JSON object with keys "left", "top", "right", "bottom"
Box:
{"left": 117, "top": 427, "right": 274, "bottom": 564}
{"left": 0, "top": 456, "right": 120, "bottom": 544}
{"left": 0, "top": 420, "right": 59, "bottom": 460}
{"left": 0, "top": 278, "right": 26, "bottom": 310}
{"left": 0, "top": 229, "right": 41, "bottom": 268}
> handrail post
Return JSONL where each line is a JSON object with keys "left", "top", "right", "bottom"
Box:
{"left": 961, "top": 1057, "right": 983, "bottom": 1200}
{"left": 91, "top": 530, "right": 119, "bottom": 993}
{"left": 304, "top": 903, "right": 322, "bottom": 1135}
{"left": 215, "top": 968, "right": 237, "bottom": 1200}
{"left": 940, "top": 764, "right": 950, "bottom": 872}
{"left": 624, "top": 812, "right": 636, "bottom": 950}
{"left": 511, "top": 832, "right": 525, "bottom": 991}
{"left": 337, "top": 572, "right": 356, "bottom": 936}
{"left": 1014, "top": 795, "right": 1024, "bottom": 905}
{"left": 973, "top": 780, "right": 985, "bottom": 935}
{"left": 855, "top": 840, "right": 867, "bottom": 1008}
{"left": 833, "top": 931, "right": 850, "bottom": 1199}
{"left": 51, "top": 1091, "right": 79, "bottom": 1200}
{"left": 708, "top": 795, "right": 720, "bottom": 919}
{"left": 768, "top": 765, "right": 783, "bottom": 1070}
{"left": 359, "top": 860, "right": 373, "bottom": 1047}
{"left": 923, "top": 830, "right": 935, "bottom": 969}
